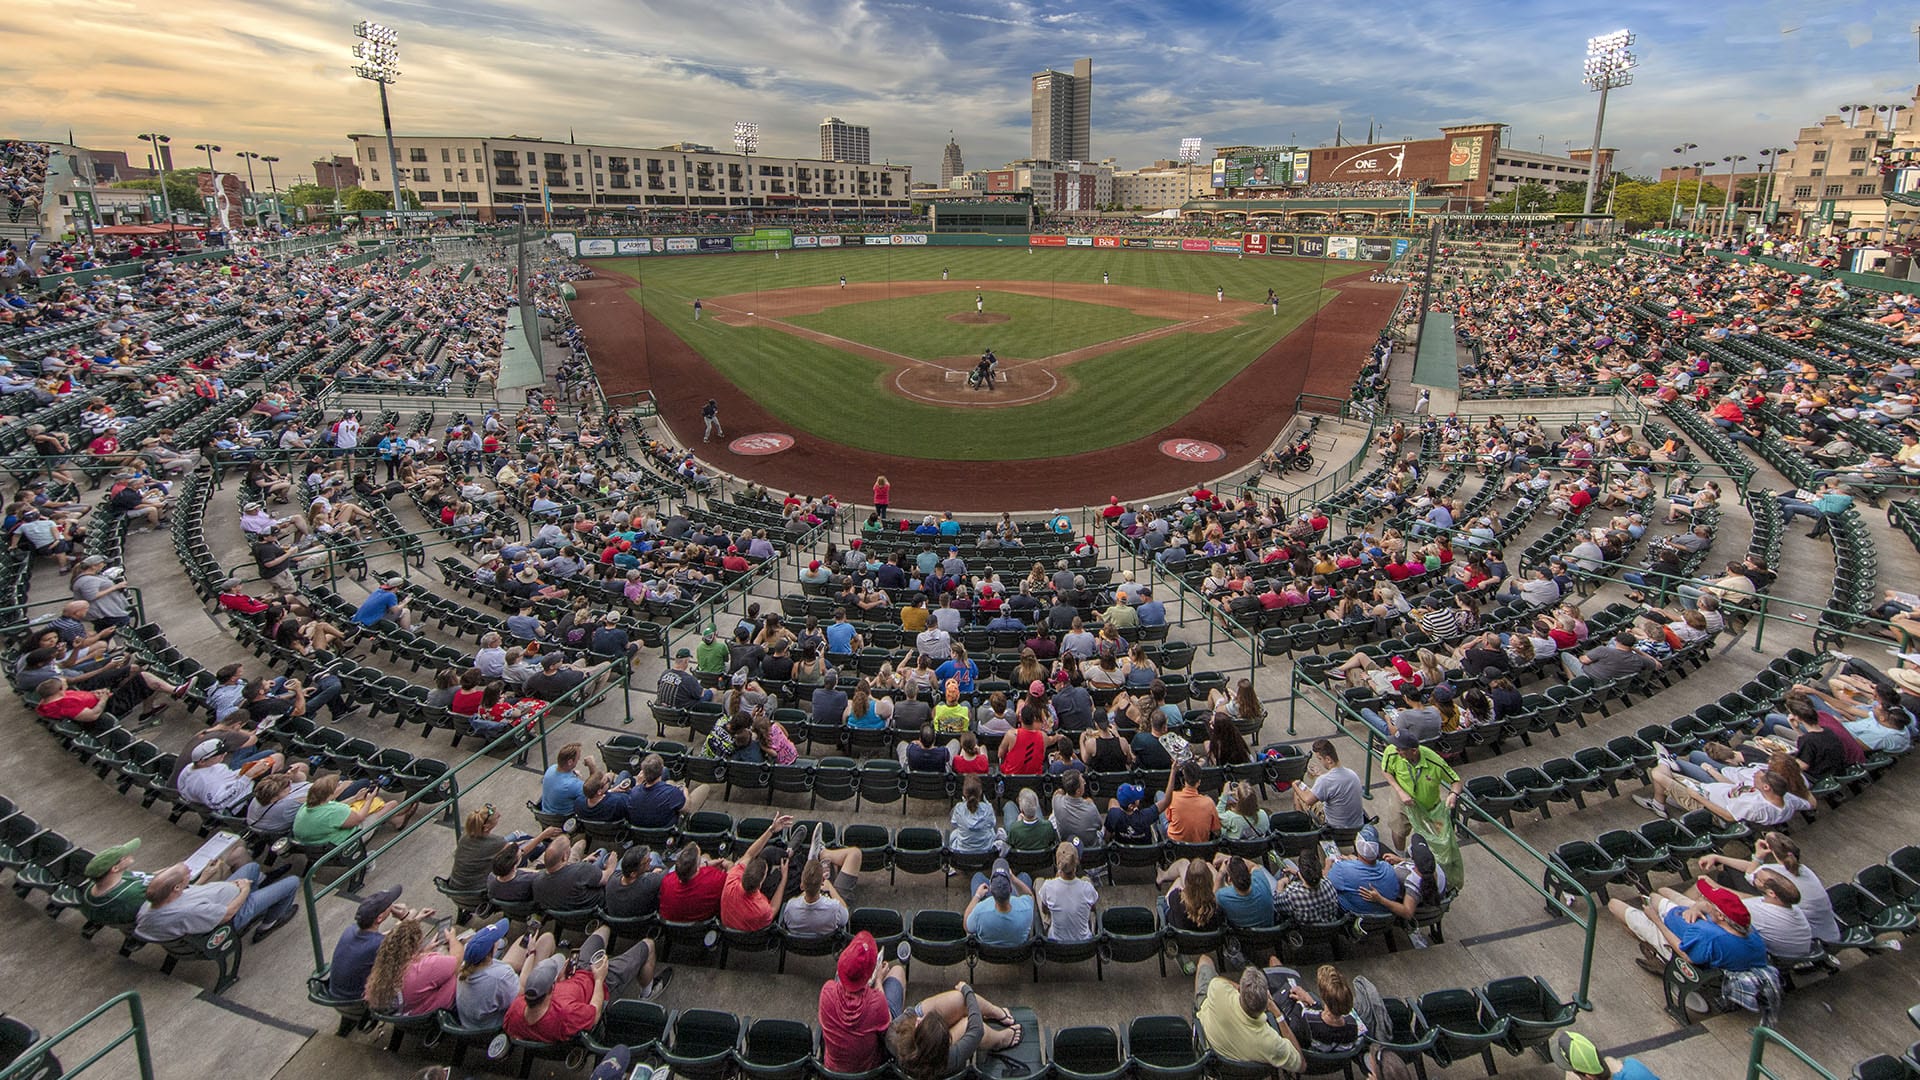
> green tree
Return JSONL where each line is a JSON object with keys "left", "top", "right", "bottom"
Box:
{"left": 340, "top": 186, "right": 422, "bottom": 212}
{"left": 280, "top": 183, "right": 342, "bottom": 208}
{"left": 111, "top": 172, "right": 200, "bottom": 214}
{"left": 1607, "top": 179, "right": 1725, "bottom": 227}
{"left": 1486, "top": 182, "right": 1553, "bottom": 214}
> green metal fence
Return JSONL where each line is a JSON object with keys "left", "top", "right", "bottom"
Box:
{"left": 1745, "top": 1026, "right": 1838, "bottom": 1080}
{"left": 0, "top": 992, "right": 154, "bottom": 1080}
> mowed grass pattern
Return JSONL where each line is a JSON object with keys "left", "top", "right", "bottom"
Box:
{"left": 786, "top": 290, "right": 1173, "bottom": 360}
{"left": 588, "top": 249, "right": 1351, "bottom": 460}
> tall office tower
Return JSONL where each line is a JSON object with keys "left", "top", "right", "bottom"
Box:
{"left": 940, "top": 133, "right": 965, "bottom": 186}
{"left": 819, "top": 117, "right": 871, "bottom": 163}
{"left": 1030, "top": 58, "right": 1092, "bottom": 162}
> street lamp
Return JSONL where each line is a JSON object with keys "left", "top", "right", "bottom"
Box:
{"left": 194, "top": 143, "right": 222, "bottom": 229}
{"left": 1757, "top": 146, "right": 1791, "bottom": 227}
{"left": 1580, "top": 29, "right": 1636, "bottom": 216}
{"left": 138, "top": 133, "right": 175, "bottom": 242}
{"left": 1879, "top": 104, "right": 1911, "bottom": 135}
{"left": 1177, "top": 136, "right": 1203, "bottom": 204}
{"left": 353, "top": 20, "right": 407, "bottom": 231}
{"left": 1668, "top": 143, "right": 1698, "bottom": 222}
{"left": 1689, "top": 159, "right": 1715, "bottom": 230}
{"left": 1838, "top": 104, "right": 1874, "bottom": 128}
{"left": 260, "top": 156, "right": 280, "bottom": 225}
{"left": 1721, "top": 153, "right": 1749, "bottom": 233}
{"left": 732, "top": 121, "right": 758, "bottom": 225}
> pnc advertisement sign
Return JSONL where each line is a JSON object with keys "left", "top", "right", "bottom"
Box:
{"left": 698, "top": 236, "right": 733, "bottom": 252}
{"left": 1028, "top": 234, "right": 1067, "bottom": 247}
{"left": 890, "top": 233, "right": 928, "bottom": 245}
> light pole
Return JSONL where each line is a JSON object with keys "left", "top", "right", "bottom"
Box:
{"left": 261, "top": 156, "right": 280, "bottom": 225}
{"left": 1668, "top": 143, "right": 1697, "bottom": 223}
{"left": 236, "top": 151, "right": 263, "bottom": 224}
{"left": 1720, "top": 153, "right": 1748, "bottom": 234}
{"left": 1687, "top": 159, "right": 1715, "bottom": 230}
{"left": 732, "top": 121, "right": 758, "bottom": 227}
{"left": 1838, "top": 104, "right": 1873, "bottom": 128}
{"left": 353, "top": 20, "right": 407, "bottom": 232}
{"left": 1756, "top": 147, "right": 1790, "bottom": 228}
{"left": 1580, "top": 29, "right": 1636, "bottom": 217}
{"left": 1177, "top": 136, "right": 1203, "bottom": 206}
{"left": 138, "top": 133, "right": 174, "bottom": 243}
{"left": 194, "top": 143, "right": 222, "bottom": 229}
{"left": 1880, "top": 104, "right": 1911, "bottom": 136}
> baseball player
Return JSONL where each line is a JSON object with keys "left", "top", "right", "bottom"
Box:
{"left": 702, "top": 399, "right": 722, "bottom": 442}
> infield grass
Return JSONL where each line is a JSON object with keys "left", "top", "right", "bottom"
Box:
{"left": 787, "top": 290, "right": 1173, "bottom": 360}
{"left": 587, "top": 248, "right": 1355, "bottom": 460}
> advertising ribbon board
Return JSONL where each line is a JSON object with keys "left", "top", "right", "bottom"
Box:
{"left": 1093, "top": 236, "right": 1121, "bottom": 248}
{"left": 792, "top": 235, "right": 820, "bottom": 248}
{"left": 1268, "top": 235, "right": 1295, "bottom": 256}
{"left": 615, "top": 238, "right": 659, "bottom": 255}
{"left": 862, "top": 235, "right": 892, "bottom": 245}
{"left": 817, "top": 235, "right": 842, "bottom": 247}
{"left": 1241, "top": 234, "right": 1268, "bottom": 255}
{"left": 698, "top": 236, "right": 733, "bottom": 252}
{"left": 577, "top": 238, "right": 617, "bottom": 256}
{"left": 889, "top": 233, "right": 928, "bottom": 245}
{"left": 1065, "top": 236, "right": 1093, "bottom": 247}
{"left": 735, "top": 227, "right": 794, "bottom": 251}
{"left": 1326, "top": 236, "right": 1358, "bottom": 260}
{"left": 1181, "top": 238, "right": 1212, "bottom": 252}
{"left": 665, "top": 237, "right": 699, "bottom": 253}
{"left": 1151, "top": 238, "right": 1181, "bottom": 250}
{"left": 1209, "top": 240, "right": 1240, "bottom": 253}
{"left": 549, "top": 232, "right": 577, "bottom": 250}
{"left": 1357, "top": 238, "right": 1392, "bottom": 261}
{"left": 1028, "top": 235, "right": 1067, "bottom": 247}
{"left": 1297, "top": 236, "right": 1326, "bottom": 257}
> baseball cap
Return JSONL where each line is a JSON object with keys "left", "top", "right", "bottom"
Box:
{"left": 588, "top": 1046, "right": 633, "bottom": 1080}
{"left": 1116, "top": 784, "right": 1145, "bottom": 808}
{"left": 1392, "top": 729, "right": 1422, "bottom": 751}
{"left": 1432, "top": 686, "right": 1454, "bottom": 704}
{"left": 1549, "top": 1032, "right": 1611, "bottom": 1078}
{"left": 988, "top": 858, "right": 1013, "bottom": 901}
{"left": 1696, "top": 877, "right": 1752, "bottom": 928}
{"left": 356, "top": 885, "right": 403, "bottom": 928}
{"left": 463, "top": 918, "right": 510, "bottom": 965}
{"left": 674, "top": 648, "right": 693, "bottom": 659}
{"left": 190, "top": 739, "right": 226, "bottom": 763}
{"left": 522, "top": 955, "right": 565, "bottom": 1002}
{"left": 836, "top": 931, "right": 879, "bottom": 987}
{"left": 1028, "top": 680, "right": 1046, "bottom": 698}
{"left": 808, "top": 560, "right": 821, "bottom": 571}
{"left": 84, "top": 838, "right": 140, "bottom": 879}
{"left": 1355, "top": 825, "right": 1382, "bottom": 861}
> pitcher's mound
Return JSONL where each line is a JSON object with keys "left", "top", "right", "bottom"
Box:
{"left": 946, "top": 312, "right": 1011, "bottom": 324}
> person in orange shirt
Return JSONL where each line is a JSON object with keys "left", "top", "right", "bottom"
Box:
{"left": 720, "top": 814, "right": 795, "bottom": 932}
{"left": 1163, "top": 761, "right": 1221, "bottom": 843}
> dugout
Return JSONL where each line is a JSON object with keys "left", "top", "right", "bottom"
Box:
{"left": 929, "top": 199, "right": 1032, "bottom": 234}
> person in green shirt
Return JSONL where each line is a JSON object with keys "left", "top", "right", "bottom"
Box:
{"left": 293, "top": 774, "right": 407, "bottom": 847}
{"left": 79, "top": 838, "right": 150, "bottom": 928}
{"left": 933, "top": 679, "right": 972, "bottom": 735}
{"left": 1381, "top": 730, "right": 1466, "bottom": 887}
{"left": 1003, "top": 788, "right": 1058, "bottom": 850}
{"left": 1192, "top": 956, "right": 1303, "bottom": 1073}
{"left": 694, "top": 627, "right": 730, "bottom": 675}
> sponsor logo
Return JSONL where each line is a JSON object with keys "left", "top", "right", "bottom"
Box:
{"left": 1158, "top": 438, "right": 1225, "bottom": 463}
{"left": 548, "top": 232, "right": 576, "bottom": 250}
{"left": 1331, "top": 144, "right": 1408, "bottom": 179}
{"left": 792, "top": 235, "right": 819, "bottom": 248}
{"left": 1151, "top": 238, "right": 1181, "bottom": 250}
{"left": 1093, "top": 236, "right": 1121, "bottom": 248}
{"left": 1297, "top": 237, "right": 1326, "bottom": 257}
{"left": 1065, "top": 236, "right": 1093, "bottom": 247}
{"left": 1358, "top": 238, "right": 1392, "bottom": 260}
{"left": 1326, "top": 236, "right": 1358, "bottom": 260}
{"left": 1448, "top": 145, "right": 1470, "bottom": 167}
{"left": 1028, "top": 235, "right": 1067, "bottom": 247}
{"left": 1241, "top": 234, "right": 1268, "bottom": 254}
{"left": 1125, "top": 237, "right": 1155, "bottom": 249}
{"left": 576, "top": 238, "right": 616, "bottom": 256}
{"left": 863, "top": 235, "right": 892, "bottom": 245}
{"left": 817, "top": 235, "right": 842, "bottom": 247}
{"left": 728, "top": 433, "right": 795, "bottom": 456}
{"left": 698, "top": 236, "right": 733, "bottom": 252}
{"left": 889, "top": 233, "right": 928, "bottom": 245}
{"left": 1392, "top": 238, "right": 1412, "bottom": 258}
{"left": 1209, "top": 241, "right": 1240, "bottom": 253}
{"left": 1181, "top": 238, "right": 1212, "bottom": 252}
{"left": 665, "top": 237, "right": 698, "bottom": 253}
{"left": 1268, "top": 235, "right": 1295, "bottom": 256}
{"left": 614, "top": 238, "right": 658, "bottom": 255}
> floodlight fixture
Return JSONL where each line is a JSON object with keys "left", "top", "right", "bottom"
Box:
{"left": 1578, "top": 28, "right": 1636, "bottom": 216}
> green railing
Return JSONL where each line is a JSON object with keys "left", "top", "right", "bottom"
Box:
{"left": 1745, "top": 1027, "right": 1838, "bottom": 1080}
{"left": 0, "top": 991, "right": 154, "bottom": 1080}
{"left": 1226, "top": 404, "right": 1383, "bottom": 517}
{"left": 1097, "top": 520, "right": 1256, "bottom": 678}
{"left": 1288, "top": 682, "right": 1599, "bottom": 1009}
{"left": 300, "top": 663, "right": 634, "bottom": 975}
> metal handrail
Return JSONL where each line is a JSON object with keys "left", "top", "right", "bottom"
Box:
{"left": 0, "top": 991, "right": 153, "bottom": 1080}
{"left": 1744, "top": 1027, "right": 1838, "bottom": 1080}
{"left": 1097, "top": 520, "right": 1256, "bottom": 678}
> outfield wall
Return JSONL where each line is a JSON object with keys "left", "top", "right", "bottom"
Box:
{"left": 567, "top": 230, "right": 1408, "bottom": 261}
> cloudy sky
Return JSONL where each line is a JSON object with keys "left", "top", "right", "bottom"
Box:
{"left": 7, "top": 0, "right": 1918, "bottom": 185}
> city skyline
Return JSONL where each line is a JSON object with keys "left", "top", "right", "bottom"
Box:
{"left": 7, "top": 0, "right": 1918, "bottom": 189}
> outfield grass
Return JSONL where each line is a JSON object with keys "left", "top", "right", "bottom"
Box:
{"left": 587, "top": 249, "right": 1351, "bottom": 460}
{"left": 786, "top": 290, "right": 1173, "bottom": 360}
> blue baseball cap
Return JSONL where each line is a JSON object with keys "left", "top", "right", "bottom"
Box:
{"left": 462, "top": 918, "right": 510, "bottom": 965}
{"left": 1116, "top": 784, "right": 1145, "bottom": 807}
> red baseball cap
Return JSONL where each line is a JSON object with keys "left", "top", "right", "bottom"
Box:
{"left": 1695, "top": 878, "right": 1751, "bottom": 928}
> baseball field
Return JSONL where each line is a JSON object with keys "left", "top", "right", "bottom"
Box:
{"left": 571, "top": 246, "right": 1396, "bottom": 507}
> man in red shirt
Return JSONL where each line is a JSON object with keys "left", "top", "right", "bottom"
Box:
{"left": 721, "top": 546, "right": 750, "bottom": 573}
{"left": 720, "top": 813, "right": 793, "bottom": 932}
{"left": 817, "top": 931, "right": 904, "bottom": 1074}
{"left": 35, "top": 679, "right": 106, "bottom": 726}
{"left": 657, "top": 842, "right": 727, "bottom": 922}
{"left": 503, "top": 926, "right": 669, "bottom": 1043}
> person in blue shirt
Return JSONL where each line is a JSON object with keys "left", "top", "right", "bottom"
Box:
{"left": 1606, "top": 879, "right": 1769, "bottom": 974}
{"left": 964, "top": 859, "right": 1036, "bottom": 947}
{"left": 539, "top": 743, "right": 588, "bottom": 815}
{"left": 1551, "top": 1030, "right": 1661, "bottom": 1080}
{"left": 351, "top": 579, "right": 411, "bottom": 630}
{"left": 1213, "top": 856, "right": 1277, "bottom": 927}
{"left": 937, "top": 513, "right": 962, "bottom": 538}
{"left": 935, "top": 648, "right": 980, "bottom": 695}
{"left": 824, "top": 610, "right": 861, "bottom": 656}
{"left": 1777, "top": 481, "right": 1853, "bottom": 539}
{"left": 1325, "top": 826, "right": 1402, "bottom": 916}
{"left": 1136, "top": 588, "right": 1166, "bottom": 627}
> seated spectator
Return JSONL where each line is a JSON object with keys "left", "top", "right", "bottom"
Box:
{"left": 657, "top": 842, "right": 727, "bottom": 922}
{"left": 530, "top": 840, "right": 616, "bottom": 913}
{"left": 1274, "top": 854, "right": 1342, "bottom": 925}
{"left": 1214, "top": 854, "right": 1277, "bottom": 928}
{"left": 455, "top": 918, "right": 558, "bottom": 1030}
{"left": 329, "top": 885, "right": 424, "bottom": 1000}
{"left": 1048, "top": 770, "right": 1104, "bottom": 850}
{"left": 78, "top": 838, "right": 150, "bottom": 931}
{"left": 782, "top": 854, "right": 852, "bottom": 937}
{"left": 721, "top": 814, "right": 796, "bottom": 932}
{"left": 363, "top": 916, "right": 459, "bottom": 1016}
{"left": 1003, "top": 788, "right": 1057, "bottom": 851}
{"left": 818, "top": 931, "right": 906, "bottom": 1075}
{"left": 886, "top": 982, "right": 1024, "bottom": 1080}
{"left": 502, "top": 925, "right": 669, "bottom": 1042}
{"left": 1163, "top": 761, "right": 1221, "bottom": 842}
{"left": 447, "top": 806, "right": 560, "bottom": 896}
{"left": 1326, "top": 825, "right": 1403, "bottom": 916}
{"left": 135, "top": 857, "right": 300, "bottom": 945}
{"left": 1606, "top": 879, "right": 1770, "bottom": 974}
{"left": 1292, "top": 739, "right": 1364, "bottom": 830}
{"left": 604, "top": 847, "right": 665, "bottom": 920}
{"left": 1104, "top": 783, "right": 1161, "bottom": 845}
{"left": 902, "top": 723, "right": 952, "bottom": 772}
{"left": 294, "top": 773, "right": 410, "bottom": 848}
{"left": 488, "top": 846, "right": 539, "bottom": 905}
{"left": 1216, "top": 780, "right": 1269, "bottom": 840}
{"left": 1192, "top": 956, "right": 1304, "bottom": 1073}
{"left": 1634, "top": 760, "right": 1810, "bottom": 826}
{"left": 1160, "top": 857, "right": 1225, "bottom": 948}
{"left": 1036, "top": 842, "right": 1097, "bottom": 943}
{"left": 948, "top": 775, "right": 1002, "bottom": 854}
{"left": 964, "top": 858, "right": 1036, "bottom": 947}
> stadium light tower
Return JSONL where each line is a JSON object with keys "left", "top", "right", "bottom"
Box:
{"left": 1689, "top": 159, "right": 1715, "bottom": 229}
{"left": 1668, "top": 143, "right": 1697, "bottom": 222}
{"left": 352, "top": 20, "right": 407, "bottom": 230}
{"left": 1756, "top": 146, "right": 1790, "bottom": 226}
{"left": 1720, "top": 153, "right": 1748, "bottom": 232}
{"left": 138, "top": 133, "right": 175, "bottom": 241}
{"left": 1177, "top": 136, "right": 1204, "bottom": 203}
{"left": 236, "top": 151, "right": 264, "bottom": 221}
{"left": 733, "top": 121, "right": 759, "bottom": 226}
{"left": 194, "top": 143, "right": 223, "bottom": 228}
{"left": 1580, "top": 29, "right": 1636, "bottom": 217}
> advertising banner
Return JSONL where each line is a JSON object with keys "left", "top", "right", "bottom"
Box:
{"left": 1241, "top": 233, "right": 1268, "bottom": 255}
{"left": 615, "top": 238, "right": 659, "bottom": 255}
{"left": 1211, "top": 158, "right": 1227, "bottom": 188}
{"left": 577, "top": 238, "right": 617, "bottom": 256}
{"left": 1447, "top": 138, "right": 1483, "bottom": 181}
{"left": 1392, "top": 238, "right": 1412, "bottom": 258}
{"left": 735, "top": 227, "right": 794, "bottom": 252}
{"left": 1124, "top": 237, "right": 1154, "bottom": 249}
{"left": 817, "top": 235, "right": 842, "bottom": 247}
{"left": 699, "top": 236, "right": 733, "bottom": 252}
{"left": 1268, "top": 234, "right": 1295, "bottom": 257}
{"left": 889, "top": 233, "right": 928, "bottom": 245}
{"left": 72, "top": 190, "right": 96, "bottom": 225}
{"left": 1065, "top": 236, "right": 1093, "bottom": 247}
{"left": 862, "top": 235, "right": 892, "bottom": 245}
{"left": 1151, "top": 238, "right": 1181, "bottom": 250}
{"left": 792, "top": 235, "right": 819, "bottom": 248}
{"left": 1357, "top": 237, "right": 1392, "bottom": 261}
{"left": 665, "top": 237, "right": 699, "bottom": 253}
{"left": 548, "top": 232, "right": 576, "bottom": 251}
{"left": 1218, "top": 148, "right": 1301, "bottom": 188}
{"left": 1326, "top": 236, "right": 1358, "bottom": 260}
{"left": 1297, "top": 236, "right": 1326, "bottom": 258}
{"left": 147, "top": 193, "right": 165, "bottom": 221}
{"left": 1181, "top": 238, "right": 1212, "bottom": 252}
{"left": 1093, "top": 236, "right": 1121, "bottom": 249}
{"left": 1209, "top": 241, "right": 1240, "bottom": 253}
{"left": 1029, "top": 235, "right": 1067, "bottom": 247}
{"left": 1292, "top": 151, "right": 1311, "bottom": 186}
